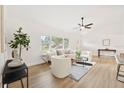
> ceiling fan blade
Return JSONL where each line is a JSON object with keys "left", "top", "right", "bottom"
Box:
{"left": 78, "top": 24, "right": 82, "bottom": 26}
{"left": 85, "top": 26, "right": 91, "bottom": 29}
{"left": 85, "top": 23, "right": 93, "bottom": 27}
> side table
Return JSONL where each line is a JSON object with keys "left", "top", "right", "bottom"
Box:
{"left": 2, "top": 59, "right": 29, "bottom": 88}
{"left": 41, "top": 53, "right": 51, "bottom": 64}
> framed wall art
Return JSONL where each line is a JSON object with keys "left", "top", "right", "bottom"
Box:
{"left": 103, "top": 39, "right": 110, "bottom": 46}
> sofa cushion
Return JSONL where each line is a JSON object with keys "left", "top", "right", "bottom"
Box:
{"left": 64, "top": 49, "right": 74, "bottom": 54}
{"left": 56, "top": 49, "right": 64, "bottom": 55}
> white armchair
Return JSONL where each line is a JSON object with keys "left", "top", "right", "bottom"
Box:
{"left": 115, "top": 55, "right": 124, "bottom": 81}
{"left": 51, "top": 56, "right": 71, "bottom": 78}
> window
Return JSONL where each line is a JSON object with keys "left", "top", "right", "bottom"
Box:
{"left": 41, "top": 35, "right": 69, "bottom": 51}
{"left": 64, "top": 38, "right": 69, "bottom": 49}
{"left": 41, "top": 36, "right": 50, "bottom": 52}
{"left": 51, "top": 36, "right": 63, "bottom": 49}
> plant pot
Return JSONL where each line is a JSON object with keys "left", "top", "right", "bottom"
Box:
{"left": 12, "top": 49, "right": 18, "bottom": 58}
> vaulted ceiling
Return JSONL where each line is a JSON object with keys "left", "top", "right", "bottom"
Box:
{"left": 5, "top": 5, "right": 124, "bottom": 35}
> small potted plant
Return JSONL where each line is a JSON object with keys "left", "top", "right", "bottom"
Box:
{"left": 75, "top": 49, "right": 81, "bottom": 60}
{"left": 8, "top": 27, "right": 30, "bottom": 60}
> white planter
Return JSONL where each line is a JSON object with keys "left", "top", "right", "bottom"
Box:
{"left": 12, "top": 49, "right": 18, "bottom": 58}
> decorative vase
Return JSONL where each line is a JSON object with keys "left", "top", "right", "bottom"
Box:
{"left": 12, "top": 49, "right": 18, "bottom": 59}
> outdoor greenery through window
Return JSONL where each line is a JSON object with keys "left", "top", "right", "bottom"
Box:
{"left": 41, "top": 36, "right": 50, "bottom": 52}
{"left": 41, "top": 35, "right": 69, "bottom": 51}
{"left": 51, "top": 36, "right": 63, "bottom": 49}
{"left": 64, "top": 38, "right": 69, "bottom": 49}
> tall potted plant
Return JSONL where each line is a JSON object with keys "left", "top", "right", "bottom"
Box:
{"left": 8, "top": 27, "right": 30, "bottom": 60}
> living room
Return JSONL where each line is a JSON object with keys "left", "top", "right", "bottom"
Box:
{"left": 0, "top": 5, "right": 124, "bottom": 88}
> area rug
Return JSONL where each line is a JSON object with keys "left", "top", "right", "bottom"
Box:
{"left": 70, "top": 62, "right": 96, "bottom": 81}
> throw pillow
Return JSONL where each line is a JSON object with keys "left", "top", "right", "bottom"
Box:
{"left": 56, "top": 49, "right": 64, "bottom": 55}
{"left": 65, "top": 49, "right": 73, "bottom": 54}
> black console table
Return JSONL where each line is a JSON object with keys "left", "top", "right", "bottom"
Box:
{"left": 98, "top": 49, "right": 116, "bottom": 57}
{"left": 2, "top": 59, "right": 28, "bottom": 88}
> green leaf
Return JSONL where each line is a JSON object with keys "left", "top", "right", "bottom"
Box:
{"left": 8, "top": 27, "right": 30, "bottom": 51}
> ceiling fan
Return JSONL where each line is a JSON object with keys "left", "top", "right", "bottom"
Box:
{"left": 76, "top": 17, "right": 93, "bottom": 31}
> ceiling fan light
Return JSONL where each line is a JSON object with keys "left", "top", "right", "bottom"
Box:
{"left": 81, "top": 26, "right": 84, "bottom": 30}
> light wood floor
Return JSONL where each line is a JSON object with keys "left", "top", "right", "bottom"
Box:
{"left": 4, "top": 56, "right": 124, "bottom": 88}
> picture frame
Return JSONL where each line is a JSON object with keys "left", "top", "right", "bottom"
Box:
{"left": 103, "top": 39, "right": 110, "bottom": 46}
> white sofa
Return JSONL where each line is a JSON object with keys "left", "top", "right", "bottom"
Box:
{"left": 42, "top": 49, "right": 92, "bottom": 63}
{"left": 45, "top": 49, "right": 74, "bottom": 62}
{"left": 51, "top": 56, "right": 71, "bottom": 78}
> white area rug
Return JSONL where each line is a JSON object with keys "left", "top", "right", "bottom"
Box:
{"left": 70, "top": 62, "right": 96, "bottom": 81}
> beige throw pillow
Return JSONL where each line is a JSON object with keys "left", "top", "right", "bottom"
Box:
{"left": 56, "top": 49, "right": 64, "bottom": 55}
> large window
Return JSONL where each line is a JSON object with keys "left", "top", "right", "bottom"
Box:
{"left": 64, "top": 38, "right": 69, "bottom": 49}
{"left": 51, "top": 36, "right": 63, "bottom": 49}
{"left": 41, "top": 36, "right": 50, "bottom": 52}
{"left": 41, "top": 35, "right": 69, "bottom": 51}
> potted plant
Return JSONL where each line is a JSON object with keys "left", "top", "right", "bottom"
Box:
{"left": 75, "top": 49, "right": 81, "bottom": 60}
{"left": 8, "top": 27, "right": 30, "bottom": 60}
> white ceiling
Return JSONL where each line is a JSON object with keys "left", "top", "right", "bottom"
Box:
{"left": 5, "top": 5, "right": 124, "bottom": 34}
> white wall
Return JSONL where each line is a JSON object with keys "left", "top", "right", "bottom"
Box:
{"left": 4, "top": 5, "right": 124, "bottom": 66}
{"left": 4, "top": 5, "right": 80, "bottom": 66}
